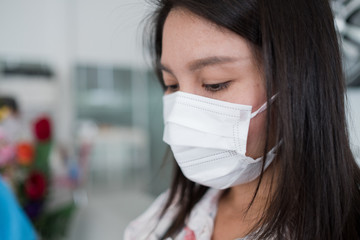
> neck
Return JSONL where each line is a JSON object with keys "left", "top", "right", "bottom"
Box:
{"left": 220, "top": 161, "right": 277, "bottom": 219}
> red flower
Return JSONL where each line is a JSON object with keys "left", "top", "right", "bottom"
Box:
{"left": 33, "top": 116, "right": 52, "bottom": 141}
{"left": 16, "top": 142, "right": 34, "bottom": 165}
{"left": 25, "top": 171, "right": 47, "bottom": 200}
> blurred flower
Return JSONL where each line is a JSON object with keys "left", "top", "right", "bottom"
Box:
{"left": 33, "top": 116, "right": 52, "bottom": 141}
{"left": 0, "top": 144, "right": 16, "bottom": 167}
{"left": 1, "top": 115, "right": 22, "bottom": 143}
{"left": 24, "top": 200, "right": 44, "bottom": 220}
{"left": 16, "top": 142, "right": 34, "bottom": 166}
{"left": 68, "top": 161, "right": 80, "bottom": 183}
{"left": 25, "top": 171, "right": 47, "bottom": 200}
{"left": 0, "top": 129, "right": 15, "bottom": 166}
{"left": 0, "top": 106, "right": 10, "bottom": 122}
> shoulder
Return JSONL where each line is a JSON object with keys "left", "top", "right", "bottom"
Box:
{"left": 123, "top": 190, "right": 176, "bottom": 240}
{"left": 124, "top": 188, "right": 222, "bottom": 240}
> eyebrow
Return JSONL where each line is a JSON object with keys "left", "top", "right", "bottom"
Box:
{"left": 159, "top": 56, "right": 241, "bottom": 75}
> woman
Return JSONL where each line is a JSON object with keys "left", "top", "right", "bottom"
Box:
{"left": 125, "top": 0, "right": 360, "bottom": 239}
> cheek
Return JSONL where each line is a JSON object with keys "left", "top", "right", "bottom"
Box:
{"left": 246, "top": 112, "right": 268, "bottom": 158}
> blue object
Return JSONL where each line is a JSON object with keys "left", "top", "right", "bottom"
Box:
{"left": 0, "top": 177, "right": 37, "bottom": 240}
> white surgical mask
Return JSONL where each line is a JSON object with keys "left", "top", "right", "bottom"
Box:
{"left": 163, "top": 91, "right": 277, "bottom": 189}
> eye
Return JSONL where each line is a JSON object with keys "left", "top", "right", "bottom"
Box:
{"left": 165, "top": 84, "right": 179, "bottom": 92}
{"left": 203, "top": 81, "right": 231, "bottom": 92}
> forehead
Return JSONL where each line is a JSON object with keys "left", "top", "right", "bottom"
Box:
{"left": 161, "top": 8, "right": 253, "bottom": 65}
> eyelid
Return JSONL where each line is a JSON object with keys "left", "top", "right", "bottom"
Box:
{"left": 203, "top": 80, "right": 232, "bottom": 92}
{"left": 163, "top": 76, "right": 178, "bottom": 89}
{"left": 165, "top": 84, "right": 178, "bottom": 88}
{"left": 164, "top": 80, "right": 232, "bottom": 93}
{"left": 164, "top": 83, "right": 179, "bottom": 93}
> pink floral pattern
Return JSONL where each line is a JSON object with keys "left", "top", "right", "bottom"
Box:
{"left": 184, "top": 227, "right": 196, "bottom": 240}
{"left": 124, "top": 189, "right": 224, "bottom": 240}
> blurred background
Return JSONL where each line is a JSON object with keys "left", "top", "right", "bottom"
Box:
{"left": 0, "top": 0, "right": 359, "bottom": 239}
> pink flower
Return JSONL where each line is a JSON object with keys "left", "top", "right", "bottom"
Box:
{"left": 184, "top": 227, "right": 196, "bottom": 240}
{"left": 0, "top": 144, "right": 15, "bottom": 166}
{"left": 0, "top": 129, "right": 15, "bottom": 166}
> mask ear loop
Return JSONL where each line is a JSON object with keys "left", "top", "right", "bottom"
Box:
{"left": 250, "top": 94, "right": 278, "bottom": 118}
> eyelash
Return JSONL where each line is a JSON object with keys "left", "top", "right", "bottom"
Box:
{"left": 203, "top": 81, "right": 231, "bottom": 92}
{"left": 165, "top": 81, "right": 231, "bottom": 93}
{"left": 165, "top": 84, "right": 179, "bottom": 92}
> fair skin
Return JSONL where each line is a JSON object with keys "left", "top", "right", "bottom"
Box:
{"left": 161, "top": 8, "right": 276, "bottom": 240}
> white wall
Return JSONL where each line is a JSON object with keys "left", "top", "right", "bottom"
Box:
{"left": 0, "top": 0, "right": 151, "bottom": 143}
{"left": 0, "top": 0, "right": 150, "bottom": 65}
{"left": 0, "top": 0, "right": 68, "bottom": 60}
{"left": 74, "top": 0, "right": 150, "bottom": 66}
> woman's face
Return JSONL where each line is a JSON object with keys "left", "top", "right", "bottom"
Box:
{"left": 161, "top": 8, "right": 268, "bottom": 158}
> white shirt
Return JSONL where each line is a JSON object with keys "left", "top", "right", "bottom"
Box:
{"left": 124, "top": 188, "right": 249, "bottom": 240}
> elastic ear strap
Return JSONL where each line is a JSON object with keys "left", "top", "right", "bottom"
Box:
{"left": 250, "top": 94, "right": 277, "bottom": 118}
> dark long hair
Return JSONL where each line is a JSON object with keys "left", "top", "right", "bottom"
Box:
{"left": 146, "top": 0, "right": 360, "bottom": 239}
